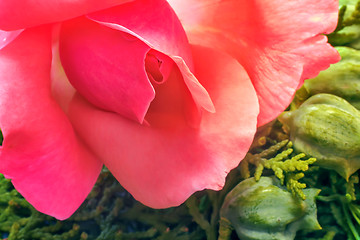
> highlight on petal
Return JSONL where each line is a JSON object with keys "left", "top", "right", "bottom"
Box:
{"left": 0, "top": 29, "right": 23, "bottom": 50}
{"left": 0, "top": 0, "right": 133, "bottom": 31}
{"left": 68, "top": 45, "right": 259, "bottom": 208}
{"left": 168, "top": 0, "right": 340, "bottom": 126}
{"left": 0, "top": 27, "right": 102, "bottom": 220}
{"left": 51, "top": 39, "right": 78, "bottom": 113}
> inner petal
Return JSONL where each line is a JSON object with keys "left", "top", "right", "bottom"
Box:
{"left": 59, "top": 17, "right": 155, "bottom": 124}
{"left": 144, "top": 50, "right": 201, "bottom": 128}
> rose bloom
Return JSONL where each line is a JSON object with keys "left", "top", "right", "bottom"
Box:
{"left": 0, "top": 0, "right": 339, "bottom": 220}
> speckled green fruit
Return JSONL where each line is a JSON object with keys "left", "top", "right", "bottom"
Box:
{"left": 279, "top": 93, "right": 360, "bottom": 180}
{"left": 220, "top": 177, "right": 320, "bottom": 240}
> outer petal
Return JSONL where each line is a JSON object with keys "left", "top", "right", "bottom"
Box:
{"left": 68, "top": 46, "right": 259, "bottom": 208}
{"left": 0, "top": 27, "right": 102, "bottom": 220}
{"left": 0, "top": 0, "right": 133, "bottom": 31}
{"left": 167, "top": 0, "right": 340, "bottom": 126}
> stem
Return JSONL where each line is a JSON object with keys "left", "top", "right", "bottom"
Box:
{"left": 208, "top": 191, "right": 220, "bottom": 238}
{"left": 217, "top": 217, "right": 233, "bottom": 240}
{"left": 316, "top": 194, "right": 342, "bottom": 202}
{"left": 349, "top": 204, "right": 360, "bottom": 225}
{"left": 342, "top": 201, "right": 360, "bottom": 240}
{"left": 186, "top": 196, "right": 216, "bottom": 240}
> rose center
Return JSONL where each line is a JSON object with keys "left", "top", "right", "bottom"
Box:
{"left": 144, "top": 50, "right": 203, "bottom": 129}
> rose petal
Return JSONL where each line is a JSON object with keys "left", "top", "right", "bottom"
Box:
{"left": 0, "top": 0, "right": 133, "bottom": 31}
{"left": 88, "top": 0, "right": 193, "bottom": 68}
{"left": 0, "top": 29, "right": 23, "bottom": 50}
{"left": 167, "top": 0, "right": 340, "bottom": 126}
{"left": 68, "top": 45, "right": 259, "bottom": 208}
{"left": 293, "top": 35, "right": 340, "bottom": 82}
{"left": 0, "top": 27, "right": 102, "bottom": 220}
{"left": 60, "top": 17, "right": 155, "bottom": 123}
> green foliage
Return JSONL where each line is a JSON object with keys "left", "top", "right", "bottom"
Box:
{"left": 328, "top": 0, "right": 360, "bottom": 47}
{"left": 240, "top": 139, "right": 316, "bottom": 200}
{"left": 0, "top": 171, "right": 202, "bottom": 240}
{"left": 295, "top": 170, "right": 360, "bottom": 240}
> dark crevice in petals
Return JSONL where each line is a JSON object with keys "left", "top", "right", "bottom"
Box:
{"left": 145, "top": 53, "right": 164, "bottom": 83}
{"left": 145, "top": 50, "right": 169, "bottom": 84}
{"left": 0, "top": 128, "right": 3, "bottom": 146}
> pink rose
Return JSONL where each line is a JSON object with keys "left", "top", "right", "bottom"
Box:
{"left": 0, "top": 0, "right": 339, "bottom": 219}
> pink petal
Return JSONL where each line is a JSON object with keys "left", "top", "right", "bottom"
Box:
{"left": 168, "top": 0, "right": 340, "bottom": 126}
{"left": 59, "top": 17, "right": 155, "bottom": 123}
{"left": 87, "top": 0, "right": 193, "bottom": 69}
{"left": 68, "top": 45, "right": 259, "bottom": 208}
{"left": 144, "top": 49, "right": 207, "bottom": 128}
{"left": 88, "top": 0, "right": 216, "bottom": 115}
{"left": 0, "top": 29, "right": 23, "bottom": 50}
{"left": 60, "top": 0, "right": 214, "bottom": 124}
{"left": 293, "top": 35, "right": 340, "bottom": 82}
{"left": 88, "top": 0, "right": 215, "bottom": 114}
{"left": 0, "top": 27, "right": 102, "bottom": 220}
{"left": 0, "top": 0, "right": 133, "bottom": 31}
